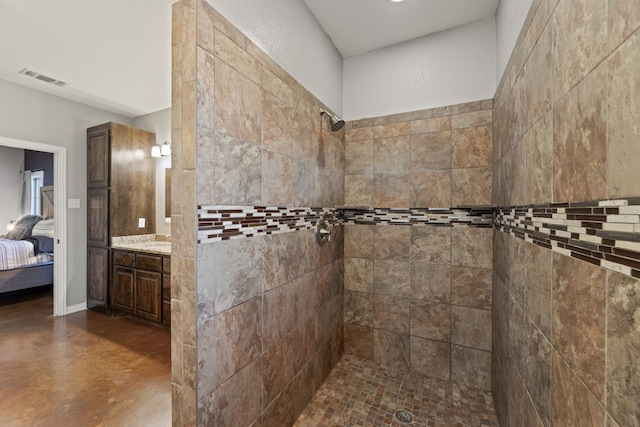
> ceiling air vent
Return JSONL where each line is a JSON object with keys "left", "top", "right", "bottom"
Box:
{"left": 19, "top": 68, "right": 68, "bottom": 87}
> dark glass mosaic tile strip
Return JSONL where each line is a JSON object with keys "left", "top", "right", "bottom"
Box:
{"left": 496, "top": 199, "right": 640, "bottom": 280}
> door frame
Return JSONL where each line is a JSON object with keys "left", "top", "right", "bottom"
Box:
{"left": 0, "top": 136, "right": 67, "bottom": 316}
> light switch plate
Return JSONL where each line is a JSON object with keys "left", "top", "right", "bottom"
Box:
{"left": 138, "top": 218, "right": 146, "bottom": 228}
{"left": 68, "top": 199, "right": 80, "bottom": 209}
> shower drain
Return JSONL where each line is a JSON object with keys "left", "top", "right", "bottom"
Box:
{"left": 395, "top": 410, "right": 414, "bottom": 424}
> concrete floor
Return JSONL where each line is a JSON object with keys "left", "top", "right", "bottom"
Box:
{"left": 0, "top": 288, "right": 171, "bottom": 427}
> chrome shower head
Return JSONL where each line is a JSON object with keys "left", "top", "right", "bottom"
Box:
{"left": 320, "top": 109, "right": 345, "bottom": 132}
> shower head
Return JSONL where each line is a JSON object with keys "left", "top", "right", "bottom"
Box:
{"left": 320, "top": 109, "right": 345, "bottom": 132}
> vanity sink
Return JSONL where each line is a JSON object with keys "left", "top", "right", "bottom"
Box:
{"left": 111, "top": 234, "right": 171, "bottom": 255}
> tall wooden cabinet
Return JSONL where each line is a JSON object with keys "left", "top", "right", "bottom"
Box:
{"left": 87, "top": 122, "right": 156, "bottom": 314}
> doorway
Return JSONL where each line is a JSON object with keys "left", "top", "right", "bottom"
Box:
{"left": 0, "top": 136, "right": 67, "bottom": 316}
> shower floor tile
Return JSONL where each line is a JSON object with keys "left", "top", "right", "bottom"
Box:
{"left": 294, "top": 355, "right": 499, "bottom": 427}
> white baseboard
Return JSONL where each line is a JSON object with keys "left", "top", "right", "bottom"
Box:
{"left": 65, "top": 302, "right": 87, "bottom": 315}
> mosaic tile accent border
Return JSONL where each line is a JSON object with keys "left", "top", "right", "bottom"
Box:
{"left": 495, "top": 198, "right": 640, "bottom": 279}
{"left": 197, "top": 206, "right": 494, "bottom": 244}
{"left": 197, "top": 206, "right": 340, "bottom": 244}
{"left": 198, "top": 199, "right": 640, "bottom": 280}
{"left": 340, "top": 206, "right": 494, "bottom": 227}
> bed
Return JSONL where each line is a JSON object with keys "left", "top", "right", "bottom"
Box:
{"left": 0, "top": 186, "right": 55, "bottom": 294}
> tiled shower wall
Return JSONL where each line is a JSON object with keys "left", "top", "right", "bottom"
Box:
{"left": 342, "top": 102, "right": 496, "bottom": 390}
{"left": 172, "top": 1, "right": 344, "bottom": 425}
{"left": 492, "top": 0, "right": 640, "bottom": 426}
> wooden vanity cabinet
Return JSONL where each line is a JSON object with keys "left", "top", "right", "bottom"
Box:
{"left": 86, "top": 122, "right": 156, "bottom": 314}
{"left": 112, "top": 250, "right": 170, "bottom": 325}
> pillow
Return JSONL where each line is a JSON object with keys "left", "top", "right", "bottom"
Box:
{"left": 5, "top": 215, "right": 43, "bottom": 240}
{"left": 32, "top": 218, "right": 55, "bottom": 239}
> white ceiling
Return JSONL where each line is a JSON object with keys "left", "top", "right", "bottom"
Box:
{"left": 0, "top": 0, "right": 499, "bottom": 118}
{"left": 303, "top": 0, "right": 500, "bottom": 58}
{"left": 0, "top": 0, "right": 173, "bottom": 118}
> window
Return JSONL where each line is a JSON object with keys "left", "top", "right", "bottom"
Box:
{"left": 30, "top": 171, "right": 44, "bottom": 215}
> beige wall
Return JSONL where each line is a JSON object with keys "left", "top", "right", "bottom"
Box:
{"left": 492, "top": 0, "right": 640, "bottom": 425}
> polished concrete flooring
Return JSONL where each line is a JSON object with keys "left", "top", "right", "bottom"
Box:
{"left": 0, "top": 288, "right": 171, "bottom": 427}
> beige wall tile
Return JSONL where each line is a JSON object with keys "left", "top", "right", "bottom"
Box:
{"left": 409, "top": 336, "right": 451, "bottom": 380}
{"left": 552, "top": 254, "right": 606, "bottom": 401}
{"left": 451, "top": 110, "right": 492, "bottom": 129}
{"left": 373, "top": 260, "right": 410, "bottom": 298}
{"left": 373, "top": 295, "right": 410, "bottom": 333}
{"left": 450, "top": 266, "right": 492, "bottom": 310}
{"left": 452, "top": 126, "right": 492, "bottom": 168}
{"left": 373, "top": 225, "right": 410, "bottom": 260}
{"left": 344, "top": 324, "right": 374, "bottom": 360}
{"left": 451, "top": 306, "right": 492, "bottom": 351}
{"left": 262, "top": 94, "right": 293, "bottom": 156}
{"left": 373, "top": 329, "right": 410, "bottom": 371}
{"left": 292, "top": 161, "right": 315, "bottom": 207}
{"left": 551, "top": 353, "right": 605, "bottom": 426}
{"left": 374, "top": 174, "right": 410, "bottom": 207}
{"left": 410, "top": 227, "right": 451, "bottom": 264}
{"left": 373, "top": 122, "right": 411, "bottom": 138}
{"left": 410, "top": 131, "right": 452, "bottom": 171}
{"left": 374, "top": 137, "right": 410, "bottom": 174}
{"left": 607, "top": 31, "right": 640, "bottom": 198}
{"left": 553, "top": 0, "right": 607, "bottom": 102}
{"left": 411, "top": 116, "right": 451, "bottom": 134}
{"left": 262, "top": 150, "right": 292, "bottom": 206}
{"left": 213, "top": 133, "right": 262, "bottom": 205}
{"left": 410, "top": 301, "right": 451, "bottom": 341}
{"left": 344, "top": 224, "right": 374, "bottom": 258}
{"left": 345, "top": 139, "right": 373, "bottom": 175}
{"left": 451, "top": 345, "right": 491, "bottom": 390}
{"left": 410, "top": 170, "right": 452, "bottom": 208}
{"left": 410, "top": 263, "right": 451, "bottom": 303}
{"left": 451, "top": 227, "right": 493, "bottom": 269}
{"left": 553, "top": 64, "right": 606, "bottom": 202}
{"left": 608, "top": 0, "right": 640, "bottom": 52}
{"left": 525, "top": 21, "right": 552, "bottom": 130}
{"left": 196, "top": 47, "right": 215, "bottom": 129}
{"left": 451, "top": 167, "right": 492, "bottom": 206}
{"left": 345, "top": 258, "right": 374, "bottom": 293}
{"left": 606, "top": 271, "right": 640, "bottom": 426}
{"left": 214, "top": 297, "right": 262, "bottom": 386}
{"left": 214, "top": 59, "right": 263, "bottom": 145}
{"left": 213, "top": 357, "right": 263, "bottom": 426}
{"left": 344, "top": 290, "right": 373, "bottom": 327}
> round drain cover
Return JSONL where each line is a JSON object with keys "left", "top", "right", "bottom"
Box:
{"left": 395, "top": 410, "right": 414, "bottom": 423}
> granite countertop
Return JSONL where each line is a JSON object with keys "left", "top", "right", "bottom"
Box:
{"left": 111, "top": 234, "right": 171, "bottom": 256}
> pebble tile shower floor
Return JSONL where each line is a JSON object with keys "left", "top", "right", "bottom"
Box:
{"left": 294, "top": 356, "right": 499, "bottom": 427}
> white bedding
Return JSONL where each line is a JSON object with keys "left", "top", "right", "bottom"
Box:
{"left": 0, "top": 239, "right": 51, "bottom": 270}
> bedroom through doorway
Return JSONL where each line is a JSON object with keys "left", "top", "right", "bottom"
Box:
{"left": 0, "top": 136, "right": 67, "bottom": 316}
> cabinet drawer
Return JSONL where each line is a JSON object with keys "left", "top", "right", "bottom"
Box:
{"left": 136, "top": 253, "right": 162, "bottom": 271}
{"left": 162, "top": 256, "right": 171, "bottom": 273}
{"left": 113, "top": 250, "right": 135, "bottom": 267}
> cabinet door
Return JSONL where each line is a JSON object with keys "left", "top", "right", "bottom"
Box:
{"left": 87, "top": 128, "right": 110, "bottom": 188}
{"left": 88, "top": 188, "right": 109, "bottom": 247}
{"left": 136, "top": 270, "right": 162, "bottom": 323}
{"left": 112, "top": 266, "right": 135, "bottom": 314}
{"left": 87, "top": 246, "right": 110, "bottom": 313}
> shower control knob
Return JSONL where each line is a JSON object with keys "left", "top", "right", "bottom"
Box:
{"left": 315, "top": 219, "right": 331, "bottom": 245}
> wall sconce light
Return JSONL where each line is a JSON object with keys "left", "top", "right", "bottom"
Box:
{"left": 151, "top": 141, "right": 171, "bottom": 158}
{"left": 6, "top": 220, "right": 15, "bottom": 231}
{"left": 160, "top": 141, "right": 172, "bottom": 156}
